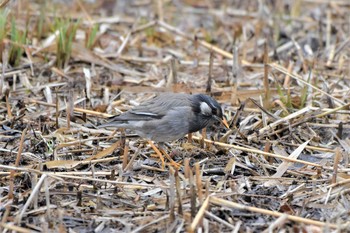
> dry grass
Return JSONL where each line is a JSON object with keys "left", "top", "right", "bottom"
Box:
{"left": 1, "top": 0, "right": 350, "bottom": 232}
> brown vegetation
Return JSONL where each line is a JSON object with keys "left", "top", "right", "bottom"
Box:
{"left": 1, "top": 0, "right": 350, "bottom": 232}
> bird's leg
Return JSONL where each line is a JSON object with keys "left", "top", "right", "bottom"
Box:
{"left": 148, "top": 141, "right": 181, "bottom": 169}
{"left": 200, "top": 128, "right": 206, "bottom": 148}
{"left": 148, "top": 140, "right": 165, "bottom": 169}
{"left": 158, "top": 142, "right": 181, "bottom": 169}
{"left": 188, "top": 133, "right": 193, "bottom": 143}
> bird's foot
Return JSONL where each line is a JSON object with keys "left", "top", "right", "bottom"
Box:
{"left": 181, "top": 142, "right": 198, "bottom": 151}
{"left": 148, "top": 141, "right": 181, "bottom": 169}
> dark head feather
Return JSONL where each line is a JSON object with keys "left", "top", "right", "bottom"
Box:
{"left": 188, "top": 94, "right": 224, "bottom": 132}
{"left": 191, "top": 94, "right": 223, "bottom": 118}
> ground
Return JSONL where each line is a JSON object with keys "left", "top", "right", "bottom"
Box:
{"left": 1, "top": 0, "right": 350, "bottom": 232}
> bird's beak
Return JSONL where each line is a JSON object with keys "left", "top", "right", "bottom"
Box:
{"left": 214, "top": 115, "right": 230, "bottom": 129}
{"left": 221, "top": 118, "right": 230, "bottom": 129}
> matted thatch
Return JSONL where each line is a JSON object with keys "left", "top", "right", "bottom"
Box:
{"left": 1, "top": 0, "right": 350, "bottom": 232}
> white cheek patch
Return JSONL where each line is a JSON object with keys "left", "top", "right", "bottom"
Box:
{"left": 200, "top": 102, "right": 212, "bottom": 116}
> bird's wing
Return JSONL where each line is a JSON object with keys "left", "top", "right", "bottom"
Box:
{"left": 118, "top": 93, "right": 192, "bottom": 121}
{"left": 102, "top": 93, "right": 193, "bottom": 125}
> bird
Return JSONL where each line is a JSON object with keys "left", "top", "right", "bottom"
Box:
{"left": 98, "top": 93, "right": 229, "bottom": 167}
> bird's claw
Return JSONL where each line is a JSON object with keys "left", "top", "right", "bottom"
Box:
{"left": 148, "top": 141, "right": 181, "bottom": 169}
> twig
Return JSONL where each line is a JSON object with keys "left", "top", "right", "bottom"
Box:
{"left": 269, "top": 63, "right": 345, "bottom": 106}
{"left": 189, "top": 196, "right": 210, "bottom": 232}
{"left": 130, "top": 215, "right": 169, "bottom": 233}
{"left": 27, "top": 98, "right": 111, "bottom": 118}
{"left": 0, "top": 223, "right": 31, "bottom": 233}
{"left": 210, "top": 196, "right": 339, "bottom": 229}
{"left": 16, "top": 174, "right": 48, "bottom": 224}
{"left": 190, "top": 136, "right": 321, "bottom": 168}
{"left": 331, "top": 148, "right": 341, "bottom": 184}
{"left": 158, "top": 20, "right": 250, "bottom": 64}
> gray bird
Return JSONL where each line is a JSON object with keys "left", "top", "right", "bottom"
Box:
{"left": 98, "top": 93, "right": 228, "bottom": 142}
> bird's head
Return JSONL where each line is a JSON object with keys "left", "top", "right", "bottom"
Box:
{"left": 191, "top": 94, "right": 229, "bottom": 131}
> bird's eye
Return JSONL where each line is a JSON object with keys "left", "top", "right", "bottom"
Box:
{"left": 212, "top": 108, "right": 217, "bottom": 115}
